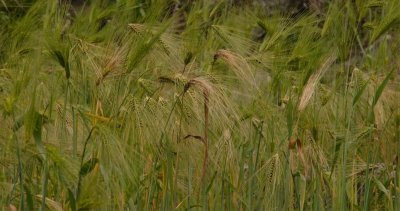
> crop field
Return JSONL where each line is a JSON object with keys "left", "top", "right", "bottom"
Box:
{"left": 0, "top": 0, "right": 400, "bottom": 210}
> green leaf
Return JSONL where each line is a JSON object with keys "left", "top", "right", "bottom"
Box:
{"left": 33, "top": 111, "right": 47, "bottom": 160}
{"left": 50, "top": 49, "right": 70, "bottom": 79}
{"left": 79, "top": 158, "right": 99, "bottom": 176}
{"left": 206, "top": 171, "right": 217, "bottom": 194}
{"left": 373, "top": 177, "right": 390, "bottom": 198}
{"left": 26, "top": 86, "right": 47, "bottom": 159}
{"left": 298, "top": 174, "right": 307, "bottom": 211}
{"left": 24, "top": 185, "right": 35, "bottom": 211}
{"left": 372, "top": 69, "right": 394, "bottom": 107}
{"left": 68, "top": 188, "right": 77, "bottom": 211}
{"left": 370, "top": 2, "right": 400, "bottom": 43}
{"left": 330, "top": 137, "right": 344, "bottom": 178}
{"left": 12, "top": 113, "right": 25, "bottom": 131}
{"left": 286, "top": 97, "right": 294, "bottom": 138}
{"left": 126, "top": 22, "right": 170, "bottom": 72}
{"left": 184, "top": 51, "right": 193, "bottom": 65}
{"left": 352, "top": 79, "right": 369, "bottom": 106}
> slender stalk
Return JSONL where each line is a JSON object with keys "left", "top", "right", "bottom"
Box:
{"left": 14, "top": 131, "right": 24, "bottom": 211}
{"left": 201, "top": 90, "right": 209, "bottom": 184}
{"left": 76, "top": 127, "right": 96, "bottom": 200}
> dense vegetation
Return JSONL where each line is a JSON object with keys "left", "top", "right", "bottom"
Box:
{"left": 1, "top": 0, "right": 399, "bottom": 210}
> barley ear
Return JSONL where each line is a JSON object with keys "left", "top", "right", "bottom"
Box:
{"left": 298, "top": 54, "right": 336, "bottom": 111}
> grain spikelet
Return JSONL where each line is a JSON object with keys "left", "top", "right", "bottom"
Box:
{"left": 128, "top": 23, "right": 175, "bottom": 56}
{"left": 96, "top": 49, "right": 124, "bottom": 86}
{"left": 55, "top": 102, "right": 73, "bottom": 135}
{"left": 298, "top": 54, "right": 336, "bottom": 111}
{"left": 158, "top": 97, "right": 168, "bottom": 110}
{"left": 214, "top": 49, "right": 256, "bottom": 87}
{"left": 138, "top": 78, "right": 158, "bottom": 94}
{"left": 267, "top": 155, "right": 277, "bottom": 189}
{"left": 144, "top": 96, "right": 157, "bottom": 115}
{"left": 35, "top": 195, "right": 63, "bottom": 211}
{"left": 125, "top": 96, "right": 143, "bottom": 134}
{"left": 128, "top": 23, "right": 146, "bottom": 33}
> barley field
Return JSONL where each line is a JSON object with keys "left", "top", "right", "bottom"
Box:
{"left": 0, "top": 0, "right": 400, "bottom": 210}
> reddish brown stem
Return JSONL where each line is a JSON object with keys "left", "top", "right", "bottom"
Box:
{"left": 182, "top": 80, "right": 210, "bottom": 184}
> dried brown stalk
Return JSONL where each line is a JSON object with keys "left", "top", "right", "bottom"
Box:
{"left": 182, "top": 77, "right": 211, "bottom": 183}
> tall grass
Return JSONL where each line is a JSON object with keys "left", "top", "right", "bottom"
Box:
{"left": 0, "top": 0, "right": 399, "bottom": 210}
